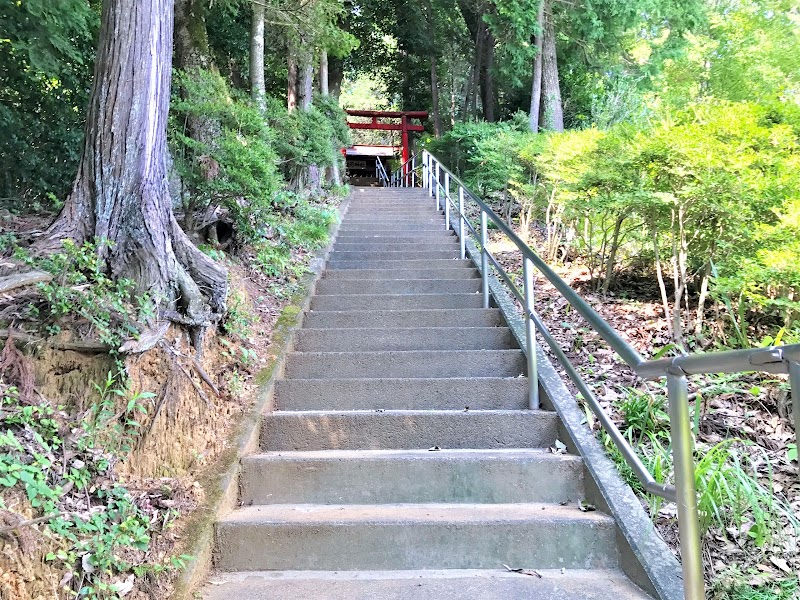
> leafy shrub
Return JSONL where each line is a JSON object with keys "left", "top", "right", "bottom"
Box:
{"left": 169, "top": 68, "right": 282, "bottom": 244}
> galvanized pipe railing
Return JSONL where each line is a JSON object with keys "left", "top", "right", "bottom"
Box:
{"left": 388, "top": 154, "right": 419, "bottom": 187}
{"left": 421, "top": 150, "right": 800, "bottom": 600}
{"left": 375, "top": 157, "right": 390, "bottom": 187}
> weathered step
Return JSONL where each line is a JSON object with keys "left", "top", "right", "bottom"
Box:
{"left": 337, "top": 225, "right": 446, "bottom": 232}
{"left": 331, "top": 250, "right": 459, "bottom": 261}
{"left": 336, "top": 231, "right": 455, "bottom": 241}
{"left": 310, "top": 293, "right": 484, "bottom": 311}
{"left": 303, "top": 308, "right": 503, "bottom": 329}
{"left": 323, "top": 268, "right": 480, "bottom": 280}
{"left": 240, "top": 449, "right": 584, "bottom": 505}
{"left": 275, "top": 377, "right": 527, "bottom": 410}
{"left": 345, "top": 209, "right": 442, "bottom": 215}
{"left": 204, "top": 569, "right": 653, "bottom": 600}
{"left": 283, "top": 349, "right": 525, "bottom": 379}
{"left": 327, "top": 258, "right": 473, "bottom": 270}
{"left": 315, "top": 279, "right": 480, "bottom": 296}
{"left": 293, "top": 327, "right": 515, "bottom": 351}
{"left": 261, "top": 410, "right": 553, "bottom": 451}
{"left": 214, "top": 502, "right": 617, "bottom": 571}
{"left": 333, "top": 242, "right": 459, "bottom": 252}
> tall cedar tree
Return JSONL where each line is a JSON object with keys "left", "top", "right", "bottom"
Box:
{"left": 42, "top": 0, "right": 228, "bottom": 323}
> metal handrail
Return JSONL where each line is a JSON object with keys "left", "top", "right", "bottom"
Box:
{"left": 375, "top": 157, "right": 390, "bottom": 187}
{"left": 390, "top": 153, "right": 420, "bottom": 187}
{"left": 422, "top": 150, "right": 800, "bottom": 600}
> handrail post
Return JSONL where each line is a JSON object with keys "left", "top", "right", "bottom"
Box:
{"left": 790, "top": 361, "right": 800, "bottom": 476}
{"left": 444, "top": 172, "right": 451, "bottom": 231}
{"left": 435, "top": 163, "right": 441, "bottom": 211}
{"left": 422, "top": 152, "right": 429, "bottom": 193}
{"left": 480, "top": 209, "right": 489, "bottom": 309}
{"left": 523, "top": 257, "right": 539, "bottom": 409}
{"left": 667, "top": 369, "right": 705, "bottom": 600}
{"left": 411, "top": 155, "right": 416, "bottom": 187}
{"left": 458, "top": 186, "right": 466, "bottom": 259}
{"left": 429, "top": 155, "right": 435, "bottom": 198}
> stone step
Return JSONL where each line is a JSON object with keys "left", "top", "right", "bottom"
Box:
{"left": 261, "top": 410, "right": 553, "bottom": 451}
{"left": 327, "top": 259, "right": 473, "bottom": 270}
{"left": 274, "top": 377, "right": 528, "bottom": 410}
{"left": 336, "top": 231, "right": 455, "bottom": 241}
{"left": 283, "top": 349, "right": 526, "bottom": 379}
{"left": 303, "top": 308, "right": 504, "bottom": 329}
{"left": 331, "top": 250, "right": 460, "bottom": 261}
{"left": 323, "top": 268, "right": 479, "bottom": 280}
{"left": 214, "top": 502, "right": 618, "bottom": 571}
{"left": 204, "top": 569, "right": 653, "bottom": 600}
{"left": 337, "top": 225, "right": 447, "bottom": 232}
{"left": 315, "top": 279, "right": 480, "bottom": 296}
{"left": 333, "top": 242, "right": 458, "bottom": 252}
{"left": 345, "top": 209, "right": 442, "bottom": 215}
{"left": 310, "top": 293, "right": 484, "bottom": 311}
{"left": 239, "top": 449, "right": 584, "bottom": 505}
{"left": 293, "top": 327, "right": 515, "bottom": 351}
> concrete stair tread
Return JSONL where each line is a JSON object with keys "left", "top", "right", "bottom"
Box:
{"left": 245, "top": 447, "right": 570, "bottom": 459}
{"left": 204, "top": 569, "right": 653, "bottom": 600}
{"left": 304, "top": 308, "right": 503, "bottom": 327}
{"left": 220, "top": 502, "right": 614, "bottom": 526}
{"left": 261, "top": 409, "right": 555, "bottom": 451}
{"left": 274, "top": 377, "right": 528, "bottom": 410}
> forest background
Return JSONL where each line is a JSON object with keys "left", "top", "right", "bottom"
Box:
{"left": 1, "top": 0, "right": 799, "bottom": 599}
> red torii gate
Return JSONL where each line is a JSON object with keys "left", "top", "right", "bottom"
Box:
{"left": 345, "top": 110, "right": 428, "bottom": 173}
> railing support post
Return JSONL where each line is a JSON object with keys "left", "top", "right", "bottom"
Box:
{"left": 435, "top": 163, "right": 441, "bottom": 211}
{"left": 422, "top": 153, "right": 429, "bottom": 194}
{"left": 411, "top": 155, "right": 416, "bottom": 187}
{"left": 667, "top": 369, "right": 705, "bottom": 600}
{"left": 523, "top": 258, "right": 539, "bottom": 409}
{"left": 444, "top": 172, "right": 450, "bottom": 231}
{"left": 480, "top": 209, "right": 489, "bottom": 309}
{"left": 458, "top": 186, "right": 466, "bottom": 260}
{"left": 790, "top": 361, "right": 800, "bottom": 476}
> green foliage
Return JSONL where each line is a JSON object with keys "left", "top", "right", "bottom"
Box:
{"left": 170, "top": 68, "right": 282, "bottom": 244}
{"left": 0, "top": 0, "right": 98, "bottom": 206}
{"left": 252, "top": 192, "right": 336, "bottom": 278}
{"left": 12, "top": 239, "right": 152, "bottom": 354}
{"left": 0, "top": 383, "right": 181, "bottom": 599}
{"left": 17, "top": 239, "right": 152, "bottom": 350}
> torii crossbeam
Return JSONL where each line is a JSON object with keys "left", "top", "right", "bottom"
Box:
{"left": 345, "top": 110, "right": 428, "bottom": 171}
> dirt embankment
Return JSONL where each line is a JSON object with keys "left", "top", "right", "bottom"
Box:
{"left": 0, "top": 264, "right": 293, "bottom": 600}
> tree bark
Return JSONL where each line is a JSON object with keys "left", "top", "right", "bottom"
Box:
{"left": 480, "top": 28, "right": 496, "bottom": 122}
{"left": 539, "top": 0, "right": 563, "bottom": 132}
{"left": 425, "top": 0, "right": 443, "bottom": 137}
{"left": 174, "top": 0, "right": 214, "bottom": 70}
{"left": 529, "top": 0, "right": 545, "bottom": 132}
{"left": 250, "top": 0, "right": 266, "bottom": 110}
{"left": 319, "top": 49, "right": 329, "bottom": 96}
{"left": 42, "top": 0, "right": 227, "bottom": 323}
{"left": 300, "top": 60, "right": 314, "bottom": 111}
{"left": 328, "top": 54, "right": 344, "bottom": 99}
{"left": 287, "top": 47, "right": 298, "bottom": 112}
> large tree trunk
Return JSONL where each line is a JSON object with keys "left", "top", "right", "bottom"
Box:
{"left": 529, "top": 0, "right": 545, "bottom": 132}
{"left": 328, "top": 55, "right": 344, "bottom": 99}
{"left": 425, "top": 0, "right": 443, "bottom": 137}
{"left": 287, "top": 48, "right": 298, "bottom": 112}
{"left": 539, "top": 0, "right": 563, "bottom": 131}
{"left": 319, "top": 49, "right": 329, "bottom": 96}
{"left": 480, "top": 29, "right": 496, "bottom": 122}
{"left": 250, "top": 0, "right": 266, "bottom": 109}
{"left": 174, "top": 0, "right": 214, "bottom": 70}
{"left": 319, "top": 50, "right": 341, "bottom": 187}
{"left": 43, "top": 0, "right": 227, "bottom": 323}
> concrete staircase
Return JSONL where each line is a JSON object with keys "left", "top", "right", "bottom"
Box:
{"left": 205, "top": 188, "right": 654, "bottom": 599}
